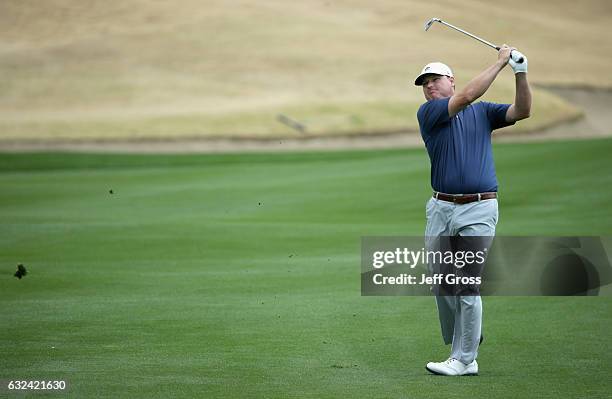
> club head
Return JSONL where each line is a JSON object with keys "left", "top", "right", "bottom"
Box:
{"left": 424, "top": 18, "right": 441, "bottom": 32}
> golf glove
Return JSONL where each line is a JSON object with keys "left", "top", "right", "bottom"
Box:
{"left": 509, "top": 51, "right": 528, "bottom": 74}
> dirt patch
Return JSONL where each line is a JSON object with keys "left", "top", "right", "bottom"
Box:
{"left": 1, "top": 86, "right": 610, "bottom": 153}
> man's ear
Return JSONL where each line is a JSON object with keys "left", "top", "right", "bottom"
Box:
{"left": 449, "top": 76, "right": 455, "bottom": 90}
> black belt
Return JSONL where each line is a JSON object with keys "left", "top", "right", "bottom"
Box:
{"left": 433, "top": 191, "right": 497, "bottom": 205}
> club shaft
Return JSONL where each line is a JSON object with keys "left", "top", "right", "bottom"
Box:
{"left": 437, "top": 20, "right": 498, "bottom": 50}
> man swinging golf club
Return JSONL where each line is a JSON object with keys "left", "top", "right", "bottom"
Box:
{"left": 416, "top": 42, "right": 531, "bottom": 375}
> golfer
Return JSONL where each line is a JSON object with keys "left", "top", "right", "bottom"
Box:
{"left": 415, "top": 45, "right": 531, "bottom": 376}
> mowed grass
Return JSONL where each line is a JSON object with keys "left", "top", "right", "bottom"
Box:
{"left": 1, "top": 138, "right": 612, "bottom": 398}
{"left": 2, "top": 0, "right": 608, "bottom": 140}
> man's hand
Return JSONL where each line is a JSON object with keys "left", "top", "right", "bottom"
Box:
{"left": 505, "top": 48, "right": 532, "bottom": 123}
{"left": 509, "top": 51, "right": 528, "bottom": 74}
{"left": 497, "top": 45, "right": 512, "bottom": 67}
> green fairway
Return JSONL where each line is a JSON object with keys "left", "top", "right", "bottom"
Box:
{"left": 1, "top": 138, "right": 611, "bottom": 398}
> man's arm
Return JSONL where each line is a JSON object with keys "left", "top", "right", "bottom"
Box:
{"left": 448, "top": 46, "right": 512, "bottom": 117}
{"left": 505, "top": 72, "right": 532, "bottom": 122}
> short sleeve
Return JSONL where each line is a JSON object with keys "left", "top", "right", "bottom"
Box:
{"left": 417, "top": 98, "right": 450, "bottom": 135}
{"left": 481, "top": 101, "right": 515, "bottom": 130}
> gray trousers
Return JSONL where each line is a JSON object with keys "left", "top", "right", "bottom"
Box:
{"left": 425, "top": 196, "right": 498, "bottom": 365}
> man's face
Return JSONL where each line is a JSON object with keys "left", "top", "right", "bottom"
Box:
{"left": 421, "top": 74, "right": 455, "bottom": 101}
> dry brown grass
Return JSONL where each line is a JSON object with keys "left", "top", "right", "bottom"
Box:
{"left": 0, "top": 0, "right": 609, "bottom": 141}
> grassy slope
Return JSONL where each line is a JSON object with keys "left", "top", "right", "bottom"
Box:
{"left": 1, "top": 139, "right": 612, "bottom": 398}
{"left": 1, "top": 0, "right": 610, "bottom": 140}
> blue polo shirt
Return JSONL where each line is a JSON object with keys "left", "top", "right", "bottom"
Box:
{"left": 417, "top": 97, "right": 514, "bottom": 194}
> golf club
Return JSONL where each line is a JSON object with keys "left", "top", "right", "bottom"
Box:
{"left": 424, "top": 18, "right": 524, "bottom": 63}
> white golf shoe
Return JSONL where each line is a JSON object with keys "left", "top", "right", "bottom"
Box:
{"left": 426, "top": 358, "right": 478, "bottom": 376}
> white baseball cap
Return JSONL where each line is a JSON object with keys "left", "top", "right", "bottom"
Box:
{"left": 414, "top": 62, "right": 454, "bottom": 86}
